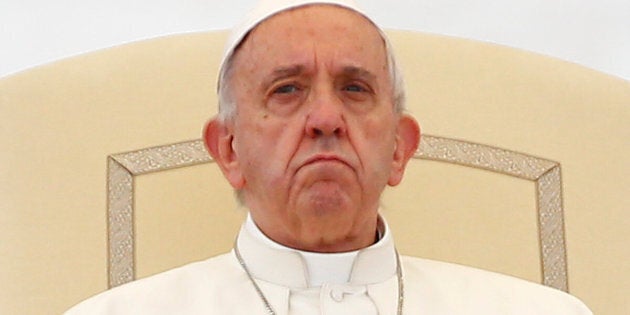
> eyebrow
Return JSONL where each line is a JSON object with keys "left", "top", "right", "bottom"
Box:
{"left": 341, "top": 66, "right": 377, "bottom": 82}
{"left": 268, "top": 65, "right": 305, "bottom": 83}
{"left": 261, "top": 64, "right": 377, "bottom": 89}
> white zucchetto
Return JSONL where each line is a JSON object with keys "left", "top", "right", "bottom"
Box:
{"left": 219, "top": 0, "right": 378, "bottom": 85}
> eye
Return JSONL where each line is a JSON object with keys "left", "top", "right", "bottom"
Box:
{"left": 273, "top": 84, "right": 299, "bottom": 94}
{"left": 267, "top": 82, "right": 304, "bottom": 112}
{"left": 339, "top": 81, "right": 373, "bottom": 105}
{"left": 343, "top": 84, "right": 367, "bottom": 93}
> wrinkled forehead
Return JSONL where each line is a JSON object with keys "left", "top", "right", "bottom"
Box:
{"left": 218, "top": 0, "right": 385, "bottom": 89}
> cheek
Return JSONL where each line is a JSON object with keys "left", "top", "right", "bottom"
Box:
{"left": 237, "top": 118, "right": 300, "bottom": 175}
{"left": 358, "top": 114, "right": 396, "bottom": 150}
{"left": 352, "top": 115, "right": 398, "bottom": 174}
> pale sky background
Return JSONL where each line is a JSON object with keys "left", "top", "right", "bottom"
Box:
{"left": 1, "top": 0, "right": 629, "bottom": 80}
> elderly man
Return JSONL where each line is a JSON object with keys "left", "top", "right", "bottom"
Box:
{"left": 66, "top": 0, "right": 592, "bottom": 314}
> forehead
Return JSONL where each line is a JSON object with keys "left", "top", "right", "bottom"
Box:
{"left": 232, "top": 4, "right": 387, "bottom": 72}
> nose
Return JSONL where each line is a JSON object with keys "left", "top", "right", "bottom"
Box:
{"left": 305, "top": 90, "right": 346, "bottom": 138}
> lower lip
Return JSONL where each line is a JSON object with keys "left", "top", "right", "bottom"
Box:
{"left": 300, "top": 159, "right": 352, "bottom": 173}
{"left": 307, "top": 158, "right": 346, "bottom": 166}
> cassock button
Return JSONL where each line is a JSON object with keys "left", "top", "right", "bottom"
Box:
{"left": 330, "top": 288, "right": 345, "bottom": 302}
{"left": 327, "top": 284, "right": 367, "bottom": 302}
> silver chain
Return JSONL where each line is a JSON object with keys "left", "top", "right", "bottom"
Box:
{"left": 233, "top": 239, "right": 404, "bottom": 315}
{"left": 395, "top": 248, "right": 404, "bottom": 315}
{"left": 234, "top": 240, "right": 276, "bottom": 315}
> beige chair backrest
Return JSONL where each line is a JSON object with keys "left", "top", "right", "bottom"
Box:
{"left": 1, "top": 30, "right": 628, "bottom": 315}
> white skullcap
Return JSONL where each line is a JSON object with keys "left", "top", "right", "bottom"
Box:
{"left": 219, "top": 0, "right": 378, "bottom": 84}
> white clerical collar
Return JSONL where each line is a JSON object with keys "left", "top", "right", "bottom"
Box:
{"left": 236, "top": 213, "right": 397, "bottom": 288}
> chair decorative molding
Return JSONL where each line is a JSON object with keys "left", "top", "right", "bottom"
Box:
{"left": 107, "top": 140, "right": 211, "bottom": 288}
{"left": 416, "top": 136, "right": 567, "bottom": 291}
{"left": 107, "top": 135, "right": 568, "bottom": 291}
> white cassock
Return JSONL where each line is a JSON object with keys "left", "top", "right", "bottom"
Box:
{"left": 65, "top": 215, "right": 592, "bottom": 314}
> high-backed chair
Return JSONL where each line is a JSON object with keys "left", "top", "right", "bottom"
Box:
{"left": 1, "top": 30, "right": 628, "bottom": 315}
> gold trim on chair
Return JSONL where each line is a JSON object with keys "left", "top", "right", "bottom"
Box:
{"left": 107, "top": 140, "right": 211, "bottom": 288}
{"left": 107, "top": 135, "right": 568, "bottom": 291}
{"left": 416, "top": 135, "right": 567, "bottom": 291}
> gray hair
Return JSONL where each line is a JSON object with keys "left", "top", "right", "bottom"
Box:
{"left": 216, "top": 30, "right": 406, "bottom": 122}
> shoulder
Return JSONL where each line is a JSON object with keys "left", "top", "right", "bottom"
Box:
{"left": 65, "top": 252, "right": 245, "bottom": 314}
{"left": 401, "top": 256, "right": 592, "bottom": 315}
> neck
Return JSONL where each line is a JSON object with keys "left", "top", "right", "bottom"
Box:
{"left": 248, "top": 212, "right": 380, "bottom": 253}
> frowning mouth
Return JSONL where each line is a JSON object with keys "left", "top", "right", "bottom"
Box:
{"left": 301, "top": 154, "right": 352, "bottom": 170}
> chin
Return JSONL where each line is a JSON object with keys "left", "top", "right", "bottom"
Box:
{"left": 301, "top": 186, "right": 355, "bottom": 213}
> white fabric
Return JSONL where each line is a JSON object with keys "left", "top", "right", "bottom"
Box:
{"left": 244, "top": 213, "right": 391, "bottom": 286}
{"left": 219, "top": 0, "right": 367, "bottom": 72}
{"left": 238, "top": 214, "right": 395, "bottom": 314}
{"left": 66, "top": 219, "right": 593, "bottom": 315}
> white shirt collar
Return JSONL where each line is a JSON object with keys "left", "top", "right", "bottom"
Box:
{"left": 237, "top": 213, "right": 397, "bottom": 288}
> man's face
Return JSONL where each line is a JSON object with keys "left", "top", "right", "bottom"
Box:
{"left": 206, "top": 5, "right": 419, "bottom": 252}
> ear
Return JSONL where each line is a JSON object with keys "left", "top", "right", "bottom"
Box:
{"left": 388, "top": 114, "right": 421, "bottom": 186}
{"left": 203, "top": 117, "right": 245, "bottom": 189}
